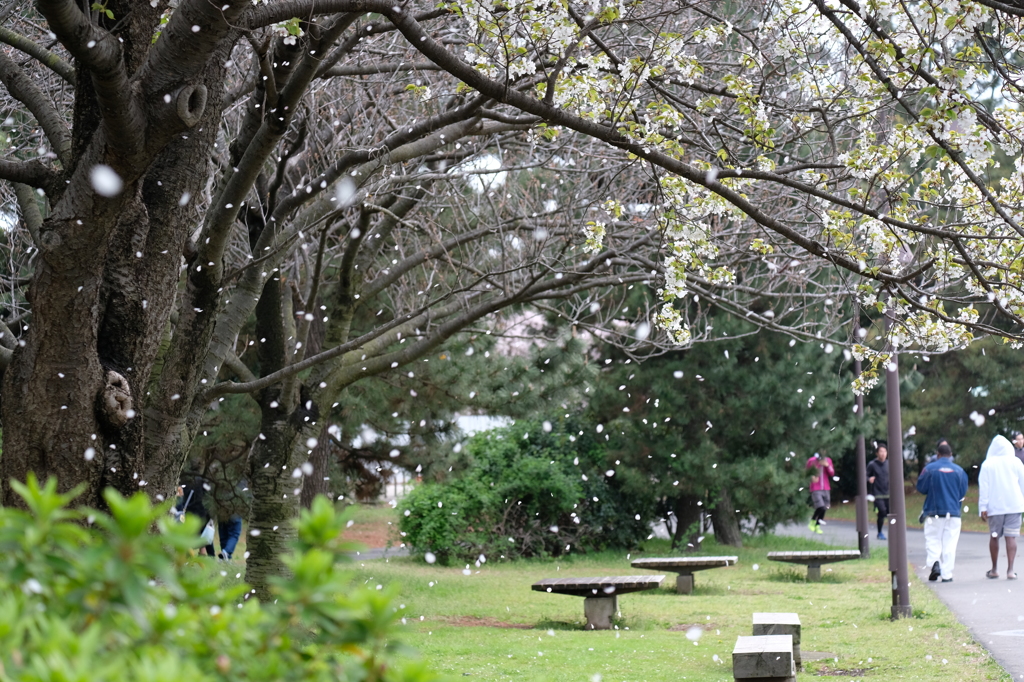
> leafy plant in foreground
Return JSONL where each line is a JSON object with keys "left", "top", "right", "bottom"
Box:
{"left": 0, "top": 476, "right": 435, "bottom": 682}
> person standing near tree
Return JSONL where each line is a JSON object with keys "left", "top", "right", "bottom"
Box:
{"left": 866, "top": 442, "right": 890, "bottom": 540}
{"left": 978, "top": 434, "right": 1024, "bottom": 580}
{"left": 806, "top": 452, "right": 834, "bottom": 534}
{"left": 916, "top": 443, "right": 968, "bottom": 582}
{"left": 1012, "top": 432, "right": 1024, "bottom": 469}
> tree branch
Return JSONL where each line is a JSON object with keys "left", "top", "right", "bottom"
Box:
{"left": 200, "top": 304, "right": 431, "bottom": 401}
{"left": 319, "top": 61, "right": 444, "bottom": 78}
{"left": 0, "top": 157, "right": 58, "bottom": 192}
{"left": 0, "top": 50, "right": 71, "bottom": 167}
{"left": 13, "top": 182, "right": 44, "bottom": 247}
{"left": 34, "top": 0, "right": 140, "bottom": 158}
{"left": 0, "top": 25, "right": 76, "bottom": 84}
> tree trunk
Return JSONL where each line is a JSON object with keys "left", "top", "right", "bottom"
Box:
{"left": 244, "top": 402, "right": 301, "bottom": 602}
{"left": 670, "top": 493, "right": 704, "bottom": 551}
{"left": 301, "top": 422, "right": 331, "bottom": 509}
{"left": 710, "top": 489, "right": 743, "bottom": 547}
{"left": 0, "top": 41, "right": 228, "bottom": 509}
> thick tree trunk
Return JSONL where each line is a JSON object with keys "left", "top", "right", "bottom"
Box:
{"left": 0, "top": 17, "right": 229, "bottom": 507}
{"left": 710, "top": 489, "right": 744, "bottom": 548}
{"left": 670, "top": 493, "right": 704, "bottom": 551}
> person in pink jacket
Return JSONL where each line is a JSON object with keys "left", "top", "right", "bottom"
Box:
{"left": 806, "top": 452, "right": 835, "bottom": 534}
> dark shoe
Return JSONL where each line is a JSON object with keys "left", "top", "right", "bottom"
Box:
{"left": 929, "top": 561, "right": 941, "bottom": 581}
{"left": 941, "top": 578, "right": 953, "bottom": 583}
{"left": 877, "top": 533, "right": 887, "bottom": 540}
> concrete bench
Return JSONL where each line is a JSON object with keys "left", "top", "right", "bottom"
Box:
{"left": 766, "top": 549, "right": 860, "bottom": 581}
{"left": 531, "top": 575, "right": 665, "bottom": 630}
{"left": 631, "top": 556, "right": 738, "bottom": 594}
{"left": 752, "top": 612, "right": 802, "bottom": 668}
{"left": 732, "top": 634, "right": 796, "bottom": 681}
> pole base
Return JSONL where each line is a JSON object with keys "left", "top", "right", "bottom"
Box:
{"left": 890, "top": 604, "right": 913, "bottom": 620}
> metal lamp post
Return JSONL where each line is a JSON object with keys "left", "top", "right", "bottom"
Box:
{"left": 853, "top": 356, "right": 870, "bottom": 558}
{"left": 884, "top": 339, "right": 912, "bottom": 618}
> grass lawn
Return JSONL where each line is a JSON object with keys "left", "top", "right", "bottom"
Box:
{"left": 348, "top": 530, "right": 1010, "bottom": 681}
{"left": 828, "top": 485, "right": 989, "bottom": 534}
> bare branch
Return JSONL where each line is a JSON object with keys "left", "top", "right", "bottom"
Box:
{"left": 0, "top": 50, "right": 71, "bottom": 167}
{"left": 0, "top": 157, "right": 58, "bottom": 192}
{"left": 0, "top": 25, "right": 75, "bottom": 85}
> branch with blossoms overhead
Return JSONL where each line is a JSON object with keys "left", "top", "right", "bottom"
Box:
{"left": 245, "top": 0, "right": 1024, "bottom": 370}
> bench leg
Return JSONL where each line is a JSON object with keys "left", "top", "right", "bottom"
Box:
{"left": 583, "top": 596, "right": 617, "bottom": 630}
{"left": 806, "top": 564, "right": 821, "bottom": 581}
{"left": 676, "top": 573, "right": 694, "bottom": 594}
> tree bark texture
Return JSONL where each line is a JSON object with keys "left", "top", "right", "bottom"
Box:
{"left": 710, "top": 489, "right": 744, "bottom": 548}
{"left": 670, "top": 493, "right": 704, "bottom": 551}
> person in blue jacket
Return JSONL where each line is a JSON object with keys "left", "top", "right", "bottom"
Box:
{"left": 916, "top": 443, "right": 969, "bottom": 582}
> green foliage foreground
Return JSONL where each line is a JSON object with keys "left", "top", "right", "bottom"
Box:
{"left": 0, "top": 477, "right": 434, "bottom": 682}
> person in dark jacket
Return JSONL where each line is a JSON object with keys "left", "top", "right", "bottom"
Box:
{"left": 866, "top": 441, "right": 890, "bottom": 540}
{"left": 916, "top": 443, "right": 969, "bottom": 582}
{"left": 1012, "top": 432, "right": 1024, "bottom": 470}
{"left": 175, "top": 474, "right": 217, "bottom": 557}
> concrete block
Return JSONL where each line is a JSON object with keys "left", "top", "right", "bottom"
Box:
{"left": 676, "top": 573, "right": 694, "bottom": 594}
{"left": 806, "top": 564, "right": 821, "bottom": 581}
{"left": 732, "top": 635, "right": 795, "bottom": 680}
{"left": 752, "top": 613, "right": 801, "bottom": 667}
{"left": 583, "top": 596, "right": 617, "bottom": 630}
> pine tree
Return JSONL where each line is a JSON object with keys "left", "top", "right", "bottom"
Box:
{"left": 587, "top": 317, "right": 875, "bottom": 547}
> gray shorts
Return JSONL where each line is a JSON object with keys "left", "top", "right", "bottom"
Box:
{"left": 987, "top": 513, "right": 1022, "bottom": 538}
{"left": 811, "top": 490, "right": 831, "bottom": 509}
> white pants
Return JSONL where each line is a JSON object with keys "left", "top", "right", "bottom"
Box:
{"left": 923, "top": 515, "right": 962, "bottom": 580}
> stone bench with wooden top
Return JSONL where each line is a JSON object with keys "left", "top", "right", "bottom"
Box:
{"left": 766, "top": 549, "right": 860, "bottom": 581}
{"left": 752, "top": 612, "right": 802, "bottom": 668}
{"left": 531, "top": 575, "right": 664, "bottom": 630}
{"left": 732, "top": 634, "right": 796, "bottom": 682}
{"left": 630, "top": 556, "right": 738, "bottom": 594}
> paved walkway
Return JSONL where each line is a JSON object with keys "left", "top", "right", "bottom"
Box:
{"left": 776, "top": 518, "right": 1024, "bottom": 680}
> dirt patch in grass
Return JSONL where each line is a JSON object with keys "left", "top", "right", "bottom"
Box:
{"left": 813, "top": 667, "right": 867, "bottom": 676}
{"left": 667, "top": 623, "right": 720, "bottom": 631}
{"left": 342, "top": 524, "right": 396, "bottom": 548}
{"left": 341, "top": 505, "right": 400, "bottom": 548}
{"left": 439, "top": 616, "right": 533, "bottom": 629}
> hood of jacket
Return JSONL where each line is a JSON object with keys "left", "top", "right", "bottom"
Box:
{"left": 986, "top": 434, "right": 1015, "bottom": 460}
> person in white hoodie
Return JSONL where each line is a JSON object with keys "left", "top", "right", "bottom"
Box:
{"left": 978, "top": 434, "right": 1024, "bottom": 580}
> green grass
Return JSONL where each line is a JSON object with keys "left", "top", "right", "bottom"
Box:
{"left": 350, "top": 535, "right": 1010, "bottom": 681}
{"left": 828, "top": 485, "right": 989, "bottom": 534}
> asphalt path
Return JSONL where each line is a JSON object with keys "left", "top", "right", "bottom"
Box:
{"left": 775, "top": 518, "right": 1024, "bottom": 680}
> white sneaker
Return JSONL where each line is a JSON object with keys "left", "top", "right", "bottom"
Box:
{"left": 218, "top": 550, "right": 230, "bottom": 561}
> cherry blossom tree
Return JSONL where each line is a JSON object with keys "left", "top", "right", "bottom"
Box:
{"left": 3, "top": 0, "right": 1024, "bottom": 591}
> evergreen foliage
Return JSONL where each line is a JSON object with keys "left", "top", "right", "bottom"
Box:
{"left": 586, "top": 319, "right": 879, "bottom": 545}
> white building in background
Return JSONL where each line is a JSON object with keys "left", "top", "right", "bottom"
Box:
{"left": 377, "top": 414, "right": 511, "bottom": 501}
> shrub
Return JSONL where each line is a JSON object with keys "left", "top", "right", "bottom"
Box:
{"left": 398, "top": 419, "right": 652, "bottom": 564}
{"left": 0, "top": 475, "right": 436, "bottom": 682}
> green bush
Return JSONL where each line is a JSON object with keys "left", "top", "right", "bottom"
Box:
{"left": 0, "top": 475, "right": 436, "bottom": 682}
{"left": 398, "top": 419, "right": 652, "bottom": 564}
